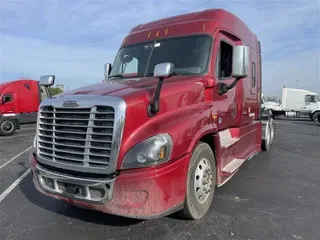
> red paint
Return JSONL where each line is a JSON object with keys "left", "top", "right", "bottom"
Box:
{"left": 30, "top": 9, "right": 266, "bottom": 218}
{"left": 29, "top": 152, "right": 190, "bottom": 218}
{"left": 0, "top": 79, "right": 41, "bottom": 118}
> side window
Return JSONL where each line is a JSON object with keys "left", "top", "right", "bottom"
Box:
{"left": 305, "top": 95, "right": 316, "bottom": 103}
{"left": 122, "top": 55, "right": 138, "bottom": 75}
{"left": 252, "top": 62, "right": 256, "bottom": 87}
{"left": 24, "top": 84, "right": 31, "bottom": 90}
{"left": 305, "top": 95, "right": 312, "bottom": 103}
{"left": 3, "top": 94, "right": 13, "bottom": 103}
{"left": 217, "top": 41, "right": 233, "bottom": 79}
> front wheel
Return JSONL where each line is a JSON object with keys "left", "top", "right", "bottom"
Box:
{"left": 0, "top": 119, "right": 17, "bottom": 136}
{"left": 311, "top": 111, "right": 320, "bottom": 126}
{"left": 179, "top": 142, "right": 216, "bottom": 220}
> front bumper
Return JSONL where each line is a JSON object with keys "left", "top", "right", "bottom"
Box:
{"left": 29, "top": 152, "right": 190, "bottom": 219}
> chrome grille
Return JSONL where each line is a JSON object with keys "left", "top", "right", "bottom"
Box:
{"left": 38, "top": 105, "right": 115, "bottom": 169}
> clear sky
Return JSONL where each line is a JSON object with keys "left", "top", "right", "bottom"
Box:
{"left": 0, "top": 0, "right": 319, "bottom": 97}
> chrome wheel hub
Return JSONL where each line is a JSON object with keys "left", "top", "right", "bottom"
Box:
{"left": 269, "top": 120, "right": 274, "bottom": 144}
{"left": 265, "top": 121, "right": 271, "bottom": 145}
{"left": 194, "top": 158, "right": 213, "bottom": 204}
{"left": 1, "top": 121, "right": 14, "bottom": 133}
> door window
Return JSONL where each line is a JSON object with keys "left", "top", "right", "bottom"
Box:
{"left": 305, "top": 95, "right": 316, "bottom": 103}
{"left": 2, "top": 94, "right": 13, "bottom": 103}
{"left": 216, "top": 41, "right": 233, "bottom": 79}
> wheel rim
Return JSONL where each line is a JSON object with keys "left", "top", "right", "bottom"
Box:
{"left": 269, "top": 120, "right": 274, "bottom": 144}
{"left": 1, "top": 121, "right": 14, "bottom": 133}
{"left": 265, "top": 122, "right": 270, "bottom": 146}
{"left": 313, "top": 113, "right": 320, "bottom": 125}
{"left": 194, "top": 157, "right": 213, "bottom": 204}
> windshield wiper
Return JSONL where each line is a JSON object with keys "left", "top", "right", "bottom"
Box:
{"left": 109, "top": 74, "right": 126, "bottom": 80}
{"left": 172, "top": 71, "right": 181, "bottom": 76}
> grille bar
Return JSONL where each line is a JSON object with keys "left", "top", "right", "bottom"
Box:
{"left": 41, "top": 110, "right": 114, "bottom": 114}
{"left": 38, "top": 134, "right": 112, "bottom": 143}
{"left": 40, "top": 122, "right": 113, "bottom": 128}
{"left": 40, "top": 117, "right": 114, "bottom": 121}
{"left": 38, "top": 128, "right": 113, "bottom": 136}
{"left": 38, "top": 139, "right": 111, "bottom": 150}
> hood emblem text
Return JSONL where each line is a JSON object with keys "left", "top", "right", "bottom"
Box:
{"left": 62, "top": 100, "right": 79, "bottom": 107}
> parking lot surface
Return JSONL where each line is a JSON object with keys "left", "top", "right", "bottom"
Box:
{"left": 0, "top": 120, "right": 319, "bottom": 240}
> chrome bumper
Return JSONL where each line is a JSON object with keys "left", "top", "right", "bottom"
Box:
{"left": 35, "top": 164, "right": 115, "bottom": 204}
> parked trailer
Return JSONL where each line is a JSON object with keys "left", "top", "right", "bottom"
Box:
{"left": 0, "top": 79, "right": 53, "bottom": 136}
{"left": 29, "top": 9, "right": 275, "bottom": 220}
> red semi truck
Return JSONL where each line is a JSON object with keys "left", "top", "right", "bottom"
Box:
{"left": 0, "top": 79, "right": 52, "bottom": 136}
{"left": 30, "top": 9, "right": 275, "bottom": 220}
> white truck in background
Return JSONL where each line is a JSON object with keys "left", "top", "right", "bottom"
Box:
{"left": 263, "top": 87, "right": 320, "bottom": 125}
{"left": 261, "top": 93, "right": 282, "bottom": 116}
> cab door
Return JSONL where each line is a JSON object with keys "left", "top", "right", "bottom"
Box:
{"left": 302, "top": 95, "right": 317, "bottom": 113}
{"left": 211, "top": 32, "right": 244, "bottom": 129}
{"left": 0, "top": 93, "right": 16, "bottom": 115}
{"left": 17, "top": 82, "right": 38, "bottom": 123}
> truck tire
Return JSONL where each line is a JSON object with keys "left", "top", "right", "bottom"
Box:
{"left": 179, "top": 142, "right": 216, "bottom": 220}
{"left": 270, "top": 110, "right": 275, "bottom": 118}
{"left": 261, "top": 117, "right": 275, "bottom": 151}
{"left": 311, "top": 111, "right": 320, "bottom": 126}
{"left": 0, "top": 118, "right": 17, "bottom": 136}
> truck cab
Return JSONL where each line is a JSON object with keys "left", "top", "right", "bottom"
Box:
{"left": 304, "top": 94, "right": 320, "bottom": 122}
{"left": 280, "top": 87, "right": 320, "bottom": 121}
{"left": 0, "top": 79, "right": 53, "bottom": 136}
{"left": 29, "top": 9, "right": 275, "bottom": 220}
{"left": 261, "top": 93, "right": 282, "bottom": 118}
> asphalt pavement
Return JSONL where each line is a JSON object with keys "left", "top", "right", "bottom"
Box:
{"left": 0, "top": 120, "right": 319, "bottom": 240}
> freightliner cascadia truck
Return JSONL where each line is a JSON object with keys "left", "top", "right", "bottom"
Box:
{"left": 0, "top": 79, "right": 52, "bottom": 136}
{"left": 30, "top": 9, "right": 275, "bottom": 220}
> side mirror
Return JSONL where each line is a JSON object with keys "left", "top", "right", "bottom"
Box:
{"left": 232, "top": 45, "right": 249, "bottom": 78}
{"left": 154, "top": 62, "right": 174, "bottom": 79}
{"left": 104, "top": 63, "right": 112, "bottom": 81}
{"left": 40, "top": 75, "right": 55, "bottom": 86}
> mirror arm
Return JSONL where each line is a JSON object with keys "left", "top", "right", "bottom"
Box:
{"left": 148, "top": 77, "right": 164, "bottom": 117}
{"left": 219, "top": 77, "right": 241, "bottom": 95}
{"left": 227, "top": 77, "right": 241, "bottom": 90}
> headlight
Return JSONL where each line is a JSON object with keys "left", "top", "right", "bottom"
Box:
{"left": 122, "top": 133, "right": 173, "bottom": 169}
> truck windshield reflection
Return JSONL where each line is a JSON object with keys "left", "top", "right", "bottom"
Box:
{"left": 109, "top": 35, "right": 212, "bottom": 79}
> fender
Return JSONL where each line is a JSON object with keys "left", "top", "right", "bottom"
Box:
{"left": 311, "top": 108, "right": 320, "bottom": 115}
{"left": 161, "top": 105, "right": 217, "bottom": 159}
{"left": 186, "top": 123, "right": 217, "bottom": 154}
{"left": 117, "top": 103, "right": 216, "bottom": 169}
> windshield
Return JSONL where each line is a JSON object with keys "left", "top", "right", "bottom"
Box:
{"left": 109, "top": 35, "right": 212, "bottom": 79}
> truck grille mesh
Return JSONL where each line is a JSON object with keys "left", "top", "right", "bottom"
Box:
{"left": 38, "top": 105, "right": 115, "bottom": 169}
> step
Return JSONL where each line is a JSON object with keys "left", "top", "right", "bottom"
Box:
{"left": 218, "top": 129, "right": 240, "bottom": 148}
{"left": 222, "top": 158, "right": 246, "bottom": 174}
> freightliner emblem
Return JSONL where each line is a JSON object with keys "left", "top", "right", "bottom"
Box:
{"left": 62, "top": 100, "right": 79, "bottom": 107}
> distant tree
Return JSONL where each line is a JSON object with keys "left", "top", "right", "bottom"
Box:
{"left": 48, "top": 87, "right": 63, "bottom": 96}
